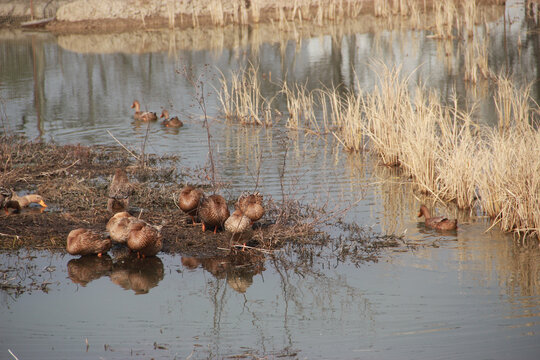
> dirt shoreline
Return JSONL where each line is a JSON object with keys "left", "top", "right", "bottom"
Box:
{"left": 0, "top": 136, "right": 402, "bottom": 265}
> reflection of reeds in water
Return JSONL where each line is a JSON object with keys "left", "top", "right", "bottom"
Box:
{"left": 110, "top": 256, "right": 164, "bottom": 294}
{"left": 456, "top": 227, "right": 540, "bottom": 304}
{"left": 209, "top": 0, "right": 225, "bottom": 26}
{"left": 67, "top": 255, "right": 113, "bottom": 286}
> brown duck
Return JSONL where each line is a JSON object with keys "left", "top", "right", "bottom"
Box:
{"left": 108, "top": 168, "right": 132, "bottom": 213}
{"left": 418, "top": 205, "right": 458, "bottom": 230}
{"left": 178, "top": 185, "right": 204, "bottom": 225}
{"left": 198, "top": 194, "right": 230, "bottom": 234}
{"left": 66, "top": 228, "right": 112, "bottom": 257}
{"left": 131, "top": 100, "right": 157, "bottom": 122}
{"left": 224, "top": 209, "right": 251, "bottom": 233}
{"left": 106, "top": 211, "right": 136, "bottom": 244}
{"left": 224, "top": 209, "right": 253, "bottom": 247}
{"left": 127, "top": 220, "right": 163, "bottom": 258}
{"left": 160, "top": 110, "right": 184, "bottom": 128}
{"left": 235, "top": 192, "right": 264, "bottom": 224}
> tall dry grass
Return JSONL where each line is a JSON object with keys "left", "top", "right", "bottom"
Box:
{"left": 282, "top": 82, "right": 324, "bottom": 133}
{"left": 217, "top": 65, "right": 273, "bottom": 126}
{"left": 475, "top": 78, "right": 540, "bottom": 240}
{"left": 325, "top": 63, "right": 539, "bottom": 240}
{"left": 215, "top": 50, "right": 539, "bottom": 241}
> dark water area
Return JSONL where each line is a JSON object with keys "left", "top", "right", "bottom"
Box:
{"left": 1, "top": 0, "right": 540, "bottom": 358}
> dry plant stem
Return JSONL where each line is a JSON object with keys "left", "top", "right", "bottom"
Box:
{"left": 139, "top": 121, "right": 152, "bottom": 168}
{"left": 8, "top": 349, "right": 20, "bottom": 360}
{"left": 107, "top": 130, "right": 141, "bottom": 162}
{"left": 181, "top": 66, "right": 216, "bottom": 188}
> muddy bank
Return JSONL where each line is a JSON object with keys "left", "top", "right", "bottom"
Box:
{"left": 0, "top": 137, "right": 402, "bottom": 264}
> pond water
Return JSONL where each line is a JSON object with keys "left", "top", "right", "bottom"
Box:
{"left": 1, "top": 0, "right": 540, "bottom": 358}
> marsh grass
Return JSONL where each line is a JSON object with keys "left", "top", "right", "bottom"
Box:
{"left": 283, "top": 82, "right": 323, "bottom": 133}
{"left": 475, "top": 78, "right": 540, "bottom": 240}
{"left": 325, "top": 88, "right": 364, "bottom": 152}
{"left": 217, "top": 65, "right": 273, "bottom": 126}
{"left": 331, "top": 64, "right": 540, "bottom": 240}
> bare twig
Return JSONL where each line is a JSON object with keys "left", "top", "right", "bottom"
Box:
{"left": 8, "top": 349, "right": 20, "bottom": 360}
{"left": 179, "top": 66, "right": 217, "bottom": 189}
{"left": 140, "top": 121, "right": 151, "bottom": 168}
{"left": 38, "top": 159, "right": 79, "bottom": 177}
{"left": 107, "top": 130, "right": 140, "bottom": 161}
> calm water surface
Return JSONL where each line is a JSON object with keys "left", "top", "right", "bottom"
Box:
{"left": 1, "top": 1, "right": 540, "bottom": 358}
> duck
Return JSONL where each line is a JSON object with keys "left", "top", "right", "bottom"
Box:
{"left": 0, "top": 186, "right": 13, "bottom": 214}
{"left": 10, "top": 192, "right": 48, "bottom": 209}
{"left": 127, "top": 220, "right": 163, "bottom": 258}
{"left": 131, "top": 100, "right": 157, "bottom": 122}
{"left": 106, "top": 211, "right": 136, "bottom": 243}
{"left": 108, "top": 168, "right": 132, "bottom": 213}
{"left": 66, "top": 228, "right": 112, "bottom": 257}
{"left": 418, "top": 205, "right": 458, "bottom": 230}
{"left": 224, "top": 209, "right": 253, "bottom": 248}
{"left": 198, "top": 194, "right": 230, "bottom": 234}
{"left": 224, "top": 209, "right": 251, "bottom": 234}
{"left": 160, "top": 109, "right": 184, "bottom": 128}
{"left": 178, "top": 185, "right": 204, "bottom": 225}
{"left": 234, "top": 192, "right": 264, "bottom": 224}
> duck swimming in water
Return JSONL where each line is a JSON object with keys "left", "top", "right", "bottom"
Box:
{"left": 418, "top": 205, "right": 457, "bottom": 231}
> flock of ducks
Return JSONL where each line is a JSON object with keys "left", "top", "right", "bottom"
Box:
{"left": 131, "top": 100, "right": 184, "bottom": 128}
{"left": 66, "top": 168, "right": 266, "bottom": 259}
{"left": 2, "top": 99, "right": 457, "bottom": 259}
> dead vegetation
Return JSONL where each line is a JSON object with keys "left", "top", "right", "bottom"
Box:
{"left": 0, "top": 136, "right": 402, "bottom": 262}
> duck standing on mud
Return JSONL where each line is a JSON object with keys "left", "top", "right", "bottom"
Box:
{"left": 108, "top": 168, "right": 132, "bottom": 213}
{"left": 198, "top": 194, "right": 230, "bottom": 234}
{"left": 234, "top": 192, "right": 264, "bottom": 225}
{"left": 106, "top": 211, "right": 137, "bottom": 243}
{"left": 224, "top": 208, "right": 252, "bottom": 247}
{"left": 127, "top": 220, "right": 163, "bottom": 258}
{"left": 66, "top": 228, "right": 112, "bottom": 257}
{"left": 131, "top": 100, "right": 157, "bottom": 122}
{"left": 418, "top": 205, "right": 457, "bottom": 230}
{"left": 178, "top": 185, "right": 204, "bottom": 225}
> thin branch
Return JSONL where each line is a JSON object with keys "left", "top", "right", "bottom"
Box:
{"left": 107, "top": 130, "right": 140, "bottom": 161}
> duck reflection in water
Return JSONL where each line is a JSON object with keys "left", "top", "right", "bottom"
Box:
{"left": 110, "top": 255, "right": 164, "bottom": 295}
{"left": 182, "top": 252, "right": 265, "bottom": 294}
{"left": 67, "top": 255, "right": 113, "bottom": 286}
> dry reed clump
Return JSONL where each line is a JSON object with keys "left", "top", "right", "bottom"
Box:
{"left": 360, "top": 64, "right": 410, "bottom": 166}
{"left": 329, "top": 63, "right": 540, "bottom": 240}
{"left": 217, "top": 65, "right": 273, "bottom": 126}
{"left": 282, "top": 82, "right": 330, "bottom": 135}
{"left": 474, "top": 77, "right": 540, "bottom": 240}
{"left": 324, "top": 87, "right": 364, "bottom": 152}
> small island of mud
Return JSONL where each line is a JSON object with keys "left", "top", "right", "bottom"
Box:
{"left": 0, "top": 136, "right": 403, "bottom": 263}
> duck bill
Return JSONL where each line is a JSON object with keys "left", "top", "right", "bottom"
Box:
{"left": 39, "top": 200, "right": 48, "bottom": 208}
